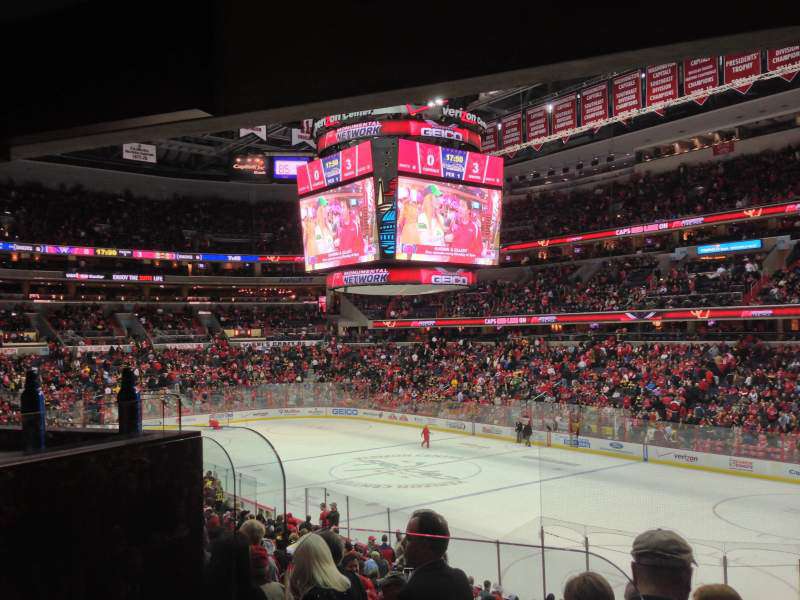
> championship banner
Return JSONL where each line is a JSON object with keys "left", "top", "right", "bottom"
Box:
{"left": 500, "top": 112, "right": 523, "bottom": 156}
{"left": 683, "top": 57, "right": 719, "bottom": 105}
{"left": 524, "top": 105, "right": 548, "bottom": 151}
{"left": 292, "top": 119, "right": 316, "bottom": 147}
{"left": 645, "top": 63, "right": 679, "bottom": 115}
{"left": 611, "top": 71, "right": 642, "bottom": 121}
{"left": 239, "top": 126, "right": 267, "bottom": 141}
{"left": 767, "top": 46, "right": 800, "bottom": 82}
{"left": 551, "top": 94, "right": 577, "bottom": 142}
{"left": 482, "top": 122, "right": 499, "bottom": 152}
{"left": 723, "top": 51, "right": 762, "bottom": 94}
{"left": 579, "top": 83, "right": 609, "bottom": 132}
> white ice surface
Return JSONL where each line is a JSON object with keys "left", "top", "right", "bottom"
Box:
{"left": 202, "top": 419, "right": 800, "bottom": 599}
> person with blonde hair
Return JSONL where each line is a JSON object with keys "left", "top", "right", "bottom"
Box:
{"left": 563, "top": 571, "right": 615, "bottom": 600}
{"left": 288, "top": 532, "right": 352, "bottom": 600}
{"left": 691, "top": 584, "right": 742, "bottom": 600}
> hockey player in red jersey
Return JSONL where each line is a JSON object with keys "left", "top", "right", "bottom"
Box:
{"left": 421, "top": 425, "right": 431, "bottom": 448}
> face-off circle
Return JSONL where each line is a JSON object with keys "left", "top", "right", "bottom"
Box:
{"left": 329, "top": 453, "right": 482, "bottom": 489}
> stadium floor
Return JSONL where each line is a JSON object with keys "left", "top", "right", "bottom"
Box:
{"left": 202, "top": 418, "right": 800, "bottom": 599}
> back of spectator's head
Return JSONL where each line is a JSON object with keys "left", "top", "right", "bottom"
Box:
{"left": 563, "top": 571, "right": 615, "bottom": 600}
{"left": 483, "top": 579, "right": 491, "bottom": 590}
{"left": 378, "top": 572, "right": 406, "bottom": 600}
{"left": 289, "top": 533, "right": 350, "bottom": 598}
{"left": 239, "top": 518, "right": 265, "bottom": 545}
{"left": 318, "top": 529, "right": 344, "bottom": 565}
{"left": 692, "top": 584, "right": 742, "bottom": 600}
{"left": 631, "top": 529, "right": 694, "bottom": 600}
{"left": 381, "top": 534, "right": 388, "bottom": 543}
{"left": 404, "top": 509, "right": 450, "bottom": 568}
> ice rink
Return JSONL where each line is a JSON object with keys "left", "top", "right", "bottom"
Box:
{"left": 203, "top": 418, "right": 800, "bottom": 599}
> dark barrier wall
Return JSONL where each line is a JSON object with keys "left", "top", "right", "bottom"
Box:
{"left": 0, "top": 431, "right": 203, "bottom": 599}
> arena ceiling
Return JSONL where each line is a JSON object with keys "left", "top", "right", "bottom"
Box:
{"left": 0, "top": 2, "right": 798, "bottom": 167}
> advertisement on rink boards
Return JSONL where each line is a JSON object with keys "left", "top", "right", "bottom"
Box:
{"left": 142, "top": 405, "right": 799, "bottom": 483}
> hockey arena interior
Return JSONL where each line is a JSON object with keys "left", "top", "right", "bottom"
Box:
{"left": 1, "top": 9, "right": 800, "bottom": 600}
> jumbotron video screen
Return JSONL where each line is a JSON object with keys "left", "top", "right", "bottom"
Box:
{"left": 395, "top": 176, "right": 502, "bottom": 266}
{"left": 299, "top": 177, "right": 379, "bottom": 271}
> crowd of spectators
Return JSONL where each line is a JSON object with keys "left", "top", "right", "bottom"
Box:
{"left": 216, "top": 304, "right": 327, "bottom": 339}
{"left": 352, "top": 251, "right": 773, "bottom": 319}
{"left": 0, "top": 180, "right": 302, "bottom": 254}
{"left": 202, "top": 484, "right": 739, "bottom": 600}
{"left": 1, "top": 335, "right": 799, "bottom": 449}
{"left": 502, "top": 144, "right": 800, "bottom": 244}
{"left": 49, "top": 303, "right": 119, "bottom": 343}
{"left": 0, "top": 305, "right": 35, "bottom": 343}
{"left": 135, "top": 305, "right": 205, "bottom": 340}
{"left": 1, "top": 146, "right": 799, "bottom": 268}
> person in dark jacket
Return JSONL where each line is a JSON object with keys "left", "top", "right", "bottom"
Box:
{"left": 522, "top": 422, "right": 533, "bottom": 447}
{"left": 515, "top": 421, "right": 523, "bottom": 443}
{"left": 328, "top": 502, "right": 341, "bottom": 528}
{"left": 397, "top": 509, "right": 472, "bottom": 600}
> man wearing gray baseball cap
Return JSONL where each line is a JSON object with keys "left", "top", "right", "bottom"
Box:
{"left": 630, "top": 529, "right": 696, "bottom": 600}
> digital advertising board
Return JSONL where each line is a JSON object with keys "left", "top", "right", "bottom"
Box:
{"left": 272, "top": 156, "right": 310, "bottom": 180}
{"left": 299, "top": 177, "right": 378, "bottom": 272}
{"left": 396, "top": 139, "right": 503, "bottom": 187}
{"left": 395, "top": 176, "right": 501, "bottom": 266}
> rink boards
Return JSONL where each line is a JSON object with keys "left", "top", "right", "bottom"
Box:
{"left": 144, "top": 406, "right": 800, "bottom": 485}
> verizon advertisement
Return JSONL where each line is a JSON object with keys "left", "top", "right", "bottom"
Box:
{"left": 683, "top": 57, "right": 719, "bottom": 105}
{"left": 645, "top": 63, "right": 679, "bottom": 114}
{"left": 767, "top": 46, "right": 800, "bottom": 82}
{"left": 500, "top": 112, "right": 523, "bottom": 152}
{"left": 326, "top": 267, "right": 475, "bottom": 289}
{"left": 525, "top": 105, "right": 549, "bottom": 151}
{"left": 299, "top": 178, "right": 378, "bottom": 271}
{"left": 502, "top": 200, "right": 800, "bottom": 253}
{"left": 551, "top": 95, "right": 577, "bottom": 141}
{"left": 580, "top": 83, "right": 609, "bottom": 130}
{"left": 296, "top": 141, "right": 374, "bottom": 197}
{"left": 611, "top": 71, "right": 642, "bottom": 119}
{"left": 723, "top": 51, "right": 762, "bottom": 94}
{"left": 395, "top": 176, "right": 502, "bottom": 266}
{"left": 397, "top": 139, "right": 504, "bottom": 188}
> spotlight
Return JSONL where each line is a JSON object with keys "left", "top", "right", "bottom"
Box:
{"left": 547, "top": 104, "right": 554, "bottom": 113}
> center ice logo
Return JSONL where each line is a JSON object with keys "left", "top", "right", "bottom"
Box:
{"left": 330, "top": 453, "right": 481, "bottom": 489}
